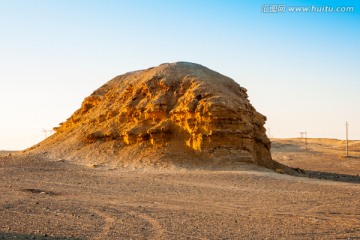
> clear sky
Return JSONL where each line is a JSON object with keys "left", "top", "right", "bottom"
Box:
{"left": 0, "top": 0, "right": 359, "bottom": 150}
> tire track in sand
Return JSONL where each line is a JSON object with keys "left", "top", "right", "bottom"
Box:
{"left": 90, "top": 208, "right": 116, "bottom": 239}
{"left": 129, "top": 210, "right": 166, "bottom": 240}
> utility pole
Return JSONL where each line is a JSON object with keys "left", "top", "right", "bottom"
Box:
{"left": 42, "top": 129, "right": 54, "bottom": 138}
{"left": 346, "top": 122, "right": 349, "bottom": 157}
{"left": 268, "top": 127, "right": 271, "bottom": 139}
{"left": 42, "top": 128, "right": 48, "bottom": 138}
{"left": 299, "top": 131, "right": 307, "bottom": 150}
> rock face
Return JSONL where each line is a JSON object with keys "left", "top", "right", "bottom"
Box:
{"left": 28, "top": 62, "right": 276, "bottom": 168}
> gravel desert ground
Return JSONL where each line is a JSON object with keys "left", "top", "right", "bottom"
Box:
{"left": 272, "top": 138, "right": 360, "bottom": 176}
{"left": 0, "top": 138, "right": 359, "bottom": 240}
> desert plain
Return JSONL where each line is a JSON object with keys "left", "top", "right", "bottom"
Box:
{"left": 0, "top": 138, "right": 359, "bottom": 240}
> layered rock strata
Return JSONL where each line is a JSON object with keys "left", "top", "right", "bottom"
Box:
{"left": 28, "top": 62, "right": 275, "bottom": 168}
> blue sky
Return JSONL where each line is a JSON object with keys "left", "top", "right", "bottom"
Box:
{"left": 0, "top": 0, "right": 359, "bottom": 150}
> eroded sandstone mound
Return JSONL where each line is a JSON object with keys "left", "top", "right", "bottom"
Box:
{"left": 28, "top": 62, "right": 277, "bottom": 168}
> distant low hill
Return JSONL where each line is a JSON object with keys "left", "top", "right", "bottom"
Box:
{"left": 0, "top": 151, "right": 18, "bottom": 156}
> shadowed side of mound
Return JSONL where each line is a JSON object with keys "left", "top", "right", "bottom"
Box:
{"left": 25, "top": 62, "right": 288, "bottom": 172}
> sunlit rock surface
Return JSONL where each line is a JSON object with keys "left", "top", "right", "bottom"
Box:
{"left": 28, "top": 62, "right": 276, "bottom": 168}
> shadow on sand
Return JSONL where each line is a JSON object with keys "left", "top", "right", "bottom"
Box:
{"left": 303, "top": 169, "right": 360, "bottom": 184}
{"left": 0, "top": 233, "right": 80, "bottom": 240}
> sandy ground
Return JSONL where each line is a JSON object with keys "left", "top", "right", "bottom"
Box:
{"left": 271, "top": 138, "right": 360, "bottom": 176}
{"left": 0, "top": 139, "right": 360, "bottom": 239}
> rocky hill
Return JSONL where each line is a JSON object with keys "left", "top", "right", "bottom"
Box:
{"left": 27, "top": 62, "right": 279, "bottom": 169}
